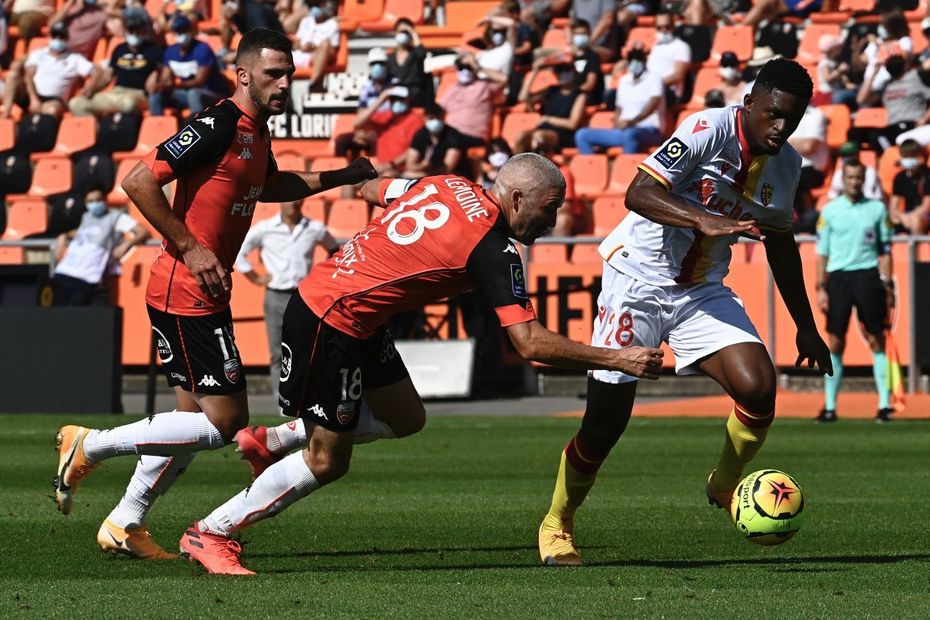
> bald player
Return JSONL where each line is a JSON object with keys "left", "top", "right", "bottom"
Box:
{"left": 51, "top": 28, "right": 377, "bottom": 560}
{"left": 176, "top": 154, "right": 666, "bottom": 574}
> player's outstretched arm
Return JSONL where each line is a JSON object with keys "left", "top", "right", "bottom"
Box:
{"left": 762, "top": 228, "right": 833, "bottom": 376}
{"left": 259, "top": 158, "right": 378, "bottom": 202}
{"left": 505, "top": 320, "right": 664, "bottom": 379}
{"left": 626, "top": 172, "right": 763, "bottom": 240}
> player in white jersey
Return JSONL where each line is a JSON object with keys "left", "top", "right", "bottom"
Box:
{"left": 538, "top": 58, "right": 834, "bottom": 566}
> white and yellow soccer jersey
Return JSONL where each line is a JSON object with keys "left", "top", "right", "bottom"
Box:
{"left": 598, "top": 105, "right": 801, "bottom": 285}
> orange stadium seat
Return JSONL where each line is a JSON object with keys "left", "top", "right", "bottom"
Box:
{"left": 853, "top": 107, "right": 887, "bottom": 129}
{"left": 108, "top": 158, "right": 140, "bottom": 207}
{"left": 838, "top": 0, "right": 875, "bottom": 12}
{"left": 588, "top": 111, "right": 615, "bottom": 129}
{"left": 309, "top": 156, "right": 350, "bottom": 200}
{"left": 340, "top": 0, "right": 386, "bottom": 25}
{"left": 251, "top": 202, "right": 279, "bottom": 223}
{"left": 275, "top": 153, "right": 306, "bottom": 173}
{"left": 569, "top": 154, "right": 608, "bottom": 199}
{"left": 542, "top": 27, "right": 568, "bottom": 50}
{"left": 4, "top": 200, "right": 48, "bottom": 239}
{"left": 910, "top": 22, "right": 928, "bottom": 53}
{"left": 17, "top": 158, "right": 72, "bottom": 198}
{"left": 624, "top": 27, "right": 654, "bottom": 52}
{"left": 359, "top": 0, "right": 424, "bottom": 32}
{"left": 691, "top": 66, "right": 721, "bottom": 106}
{"left": 328, "top": 113, "right": 355, "bottom": 153}
{"left": 500, "top": 111, "right": 540, "bottom": 148}
{"left": 0, "top": 246, "right": 25, "bottom": 263}
{"left": 34, "top": 115, "right": 97, "bottom": 160}
{"left": 710, "top": 25, "right": 754, "bottom": 63}
{"left": 532, "top": 243, "right": 568, "bottom": 264}
{"left": 878, "top": 146, "right": 901, "bottom": 196}
{"left": 417, "top": 1, "right": 497, "bottom": 38}
{"left": 327, "top": 199, "right": 370, "bottom": 238}
{"left": 303, "top": 198, "right": 327, "bottom": 222}
{"left": 820, "top": 103, "right": 851, "bottom": 150}
{"left": 606, "top": 154, "right": 643, "bottom": 196}
{"left": 0, "top": 118, "right": 13, "bottom": 152}
{"left": 592, "top": 196, "right": 629, "bottom": 235}
{"left": 114, "top": 115, "right": 179, "bottom": 160}
{"left": 570, "top": 243, "right": 602, "bottom": 264}
{"left": 798, "top": 23, "right": 841, "bottom": 65}
{"left": 528, "top": 69, "right": 558, "bottom": 94}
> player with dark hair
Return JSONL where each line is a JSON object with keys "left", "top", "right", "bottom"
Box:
{"left": 537, "top": 58, "right": 832, "bottom": 566}
{"left": 177, "top": 153, "right": 666, "bottom": 574}
{"left": 50, "top": 27, "right": 377, "bottom": 559}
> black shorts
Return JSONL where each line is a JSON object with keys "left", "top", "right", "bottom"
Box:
{"left": 825, "top": 268, "right": 888, "bottom": 337}
{"left": 147, "top": 305, "right": 246, "bottom": 395}
{"left": 277, "top": 294, "right": 409, "bottom": 432}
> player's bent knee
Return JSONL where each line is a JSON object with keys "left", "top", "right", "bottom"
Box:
{"left": 304, "top": 447, "right": 351, "bottom": 484}
{"left": 393, "top": 404, "right": 426, "bottom": 437}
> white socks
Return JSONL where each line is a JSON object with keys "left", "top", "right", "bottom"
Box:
{"left": 107, "top": 453, "right": 196, "bottom": 529}
{"left": 265, "top": 403, "right": 397, "bottom": 456}
{"left": 199, "top": 451, "right": 319, "bottom": 536}
{"left": 83, "top": 411, "right": 225, "bottom": 462}
{"left": 353, "top": 402, "right": 397, "bottom": 444}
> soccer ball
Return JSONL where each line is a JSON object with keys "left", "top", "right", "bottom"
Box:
{"left": 730, "top": 469, "right": 805, "bottom": 546}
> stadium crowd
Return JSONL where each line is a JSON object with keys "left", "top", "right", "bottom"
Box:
{"left": 2, "top": 0, "right": 930, "bottom": 274}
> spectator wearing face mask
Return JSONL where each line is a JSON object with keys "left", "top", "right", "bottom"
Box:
{"left": 47, "top": 0, "right": 110, "bottom": 61}
{"left": 68, "top": 11, "right": 162, "bottom": 116}
{"left": 148, "top": 15, "right": 230, "bottom": 115}
{"left": 574, "top": 47, "right": 664, "bottom": 154}
{"left": 474, "top": 14, "right": 514, "bottom": 75}
{"left": 478, "top": 137, "right": 513, "bottom": 190}
{"left": 351, "top": 85, "right": 424, "bottom": 173}
{"left": 358, "top": 47, "right": 390, "bottom": 112}
{"left": 1, "top": 21, "right": 101, "bottom": 119}
{"left": 387, "top": 18, "right": 434, "bottom": 108}
{"left": 403, "top": 102, "right": 473, "bottom": 180}
{"left": 292, "top": 0, "right": 338, "bottom": 91}
{"left": 890, "top": 139, "right": 930, "bottom": 235}
{"left": 861, "top": 10, "right": 912, "bottom": 80}
{"left": 52, "top": 184, "right": 150, "bottom": 306}
{"left": 857, "top": 54, "right": 930, "bottom": 153}
{"left": 517, "top": 55, "right": 586, "bottom": 154}
{"left": 646, "top": 13, "right": 691, "bottom": 106}
{"left": 717, "top": 51, "right": 746, "bottom": 105}
{"left": 570, "top": 0, "right": 619, "bottom": 62}
{"left": 568, "top": 19, "right": 604, "bottom": 106}
{"left": 437, "top": 53, "right": 503, "bottom": 149}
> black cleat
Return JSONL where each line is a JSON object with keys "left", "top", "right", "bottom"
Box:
{"left": 876, "top": 408, "right": 894, "bottom": 423}
{"left": 816, "top": 408, "right": 837, "bottom": 422}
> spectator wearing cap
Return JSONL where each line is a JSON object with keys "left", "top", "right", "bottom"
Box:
{"left": 350, "top": 85, "right": 424, "bottom": 174}
{"left": 437, "top": 52, "right": 504, "bottom": 149}
{"left": 388, "top": 18, "right": 434, "bottom": 107}
{"left": 645, "top": 13, "right": 691, "bottom": 106}
{"left": 69, "top": 11, "right": 163, "bottom": 116}
{"left": 292, "top": 0, "right": 338, "bottom": 91}
{"left": 1, "top": 20, "right": 102, "bottom": 119}
{"left": 574, "top": 46, "right": 664, "bottom": 154}
{"left": 816, "top": 34, "right": 856, "bottom": 108}
{"left": 517, "top": 55, "right": 585, "bottom": 153}
{"left": 48, "top": 0, "right": 111, "bottom": 61}
{"left": 358, "top": 47, "right": 390, "bottom": 112}
{"left": 828, "top": 141, "right": 883, "bottom": 202}
{"left": 148, "top": 15, "right": 230, "bottom": 116}
{"left": 6, "top": 0, "right": 55, "bottom": 47}
{"left": 403, "top": 102, "right": 473, "bottom": 180}
{"left": 889, "top": 139, "right": 930, "bottom": 235}
{"left": 153, "top": 0, "right": 204, "bottom": 38}
{"left": 569, "top": 19, "right": 605, "bottom": 105}
{"left": 219, "top": 0, "right": 284, "bottom": 60}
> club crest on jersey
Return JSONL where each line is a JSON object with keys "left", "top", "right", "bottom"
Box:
{"left": 164, "top": 126, "right": 201, "bottom": 159}
{"left": 224, "top": 359, "right": 241, "bottom": 384}
{"left": 510, "top": 264, "right": 527, "bottom": 299}
{"left": 654, "top": 138, "right": 689, "bottom": 169}
{"left": 761, "top": 183, "right": 774, "bottom": 206}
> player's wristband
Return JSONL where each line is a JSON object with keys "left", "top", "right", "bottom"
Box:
{"left": 319, "top": 164, "right": 374, "bottom": 189}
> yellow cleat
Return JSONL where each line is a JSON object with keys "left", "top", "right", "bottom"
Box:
{"left": 53, "top": 425, "right": 99, "bottom": 515}
{"left": 538, "top": 520, "right": 583, "bottom": 566}
{"left": 706, "top": 469, "right": 735, "bottom": 511}
{"left": 97, "top": 519, "right": 178, "bottom": 560}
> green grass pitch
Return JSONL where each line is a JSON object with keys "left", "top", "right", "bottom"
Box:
{"left": 1, "top": 414, "right": 928, "bottom": 618}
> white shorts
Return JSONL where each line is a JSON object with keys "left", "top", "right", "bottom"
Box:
{"left": 591, "top": 264, "right": 763, "bottom": 384}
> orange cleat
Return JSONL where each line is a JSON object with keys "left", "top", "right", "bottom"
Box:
{"left": 53, "top": 425, "right": 100, "bottom": 515}
{"left": 97, "top": 519, "right": 178, "bottom": 560}
{"left": 235, "top": 426, "right": 280, "bottom": 479}
{"left": 538, "top": 520, "right": 583, "bottom": 566}
{"left": 179, "top": 524, "right": 255, "bottom": 575}
{"left": 706, "top": 469, "right": 735, "bottom": 511}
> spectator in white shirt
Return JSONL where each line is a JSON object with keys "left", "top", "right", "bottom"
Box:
{"left": 475, "top": 15, "right": 514, "bottom": 75}
{"left": 234, "top": 200, "right": 340, "bottom": 401}
{"left": 1, "top": 20, "right": 101, "bottom": 119}
{"left": 574, "top": 47, "right": 664, "bottom": 154}
{"left": 646, "top": 13, "right": 691, "bottom": 105}
{"left": 52, "top": 184, "right": 150, "bottom": 305}
{"left": 292, "top": 0, "right": 339, "bottom": 90}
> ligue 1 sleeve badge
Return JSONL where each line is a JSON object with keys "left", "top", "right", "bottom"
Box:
{"left": 761, "top": 183, "right": 774, "bottom": 206}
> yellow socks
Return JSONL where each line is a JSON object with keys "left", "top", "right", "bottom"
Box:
{"left": 544, "top": 436, "right": 604, "bottom": 529}
{"left": 714, "top": 403, "right": 773, "bottom": 492}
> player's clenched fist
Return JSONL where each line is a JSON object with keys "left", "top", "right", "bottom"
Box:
{"left": 345, "top": 157, "right": 378, "bottom": 183}
{"left": 613, "top": 347, "right": 664, "bottom": 380}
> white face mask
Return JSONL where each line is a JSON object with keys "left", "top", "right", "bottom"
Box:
{"left": 175, "top": 33, "right": 191, "bottom": 46}
{"left": 877, "top": 25, "right": 889, "bottom": 40}
{"left": 50, "top": 38, "right": 68, "bottom": 53}
{"left": 719, "top": 66, "right": 740, "bottom": 82}
{"left": 900, "top": 157, "right": 921, "bottom": 171}
{"left": 572, "top": 34, "right": 590, "bottom": 48}
{"left": 395, "top": 31, "right": 411, "bottom": 46}
{"left": 628, "top": 60, "right": 645, "bottom": 77}
{"left": 456, "top": 68, "right": 475, "bottom": 84}
{"left": 488, "top": 151, "right": 509, "bottom": 168}
{"left": 391, "top": 100, "right": 409, "bottom": 115}
{"left": 491, "top": 31, "right": 506, "bottom": 46}
{"left": 126, "top": 34, "right": 143, "bottom": 47}
{"left": 86, "top": 201, "right": 107, "bottom": 216}
{"left": 425, "top": 118, "right": 444, "bottom": 134}
{"left": 656, "top": 31, "right": 673, "bottom": 44}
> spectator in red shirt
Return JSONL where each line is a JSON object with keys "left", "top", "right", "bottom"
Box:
{"left": 49, "top": 0, "right": 111, "bottom": 61}
{"left": 351, "top": 85, "right": 424, "bottom": 173}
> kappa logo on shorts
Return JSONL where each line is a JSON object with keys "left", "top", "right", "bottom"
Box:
{"left": 199, "top": 375, "right": 221, "bottom": 387}
{"left": 164, "top": 126, "right": 201, "bottom": 159}
{"left": 308, "top": 404, "right": 328, "bottom": 420}
{"left": 152, "top": 327, "right": 173, "bottom": 363}
{"left": 510, "top": 264, "right": 527, "bottom": 299}
{"left": 653, "top": 138, "right": 690, "bottom": 169}
{"left": 336, "top": 401, "right": 355, "bottom": 425}
{"left": 224, "top": 359, "right": 241, "bottom": 384}
{"left": 280, "top": 343, "right": 293, "bottom": 383}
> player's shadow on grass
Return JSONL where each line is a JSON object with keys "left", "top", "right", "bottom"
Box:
{"left": 248, "top": 544, "right": 565, "bottom": 560}
{"left": 587, "top": 552, "right": 930, "bottom": 570}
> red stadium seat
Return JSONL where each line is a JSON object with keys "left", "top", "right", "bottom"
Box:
{"left": 570, "top": 243, "right": 602, "bottom": 264}
{"left": 309, "top": 156, "right": 351, "bottom": 200}
{"left": 303, "top": 198, "right": 327, "bottom": 222}
{"left": 340, "top": 0, "right": 386, "bottom": 25}
{"left": 592, "top": 196, "right": 629, "bottom": 236}
{"left": 532, "top": 243, "right": 568, "bottom": 264}
{"left": 4, "top": 199, "right": 48, "bottom": 239}
{"left": 820, "top": 104, "right": 851, "bottom": 150}
{"left": 838, "top": 0, "right": 875, "bottom": 12}
{"left": 606, "top": 154, "right": 643, "bottom": 196}
{"left": 15, "top": 158, "right": 72, "bottom": 198}
{"left": 588, "top": 111, "right": 615, "bottom": 129}
{"left": 113, "top": 115, "right": 179, "bottom": 160}
{"left": 0, "top": 246, "right": 25, "bottom": 263}
{"left": 569, "top": 154, "right": 609, "bottom": 199}
{"left": 623, "top": 27, "right": 654, "bottom": 53}
{"left": 0, "top": 118, "right": 13, "bottom": 152}
{"left": 275, "top": 153, "right": 307, "bottom": 174}
{"left": 33, "top": 115, "right": 97, "bottom": 160}
{"left": 327, "top": 199, "right": 370, "bottom": 238}
{"left": 542, "top": 27, "right": 568, "bottom": 50}
{"left": 798, "top": 24, "right": 841, "bottom": 65}
{"left": 500, "top": 111, "right": 540, "bottom": 149}
{"left": 853, "top": 107, "right": 887, "bottom": 129}
{"left": 359, "top": 0, "right": 424, "bottom": 32}
{"left": 710, "top": 25, "right": 754, "bottom": 64}
{"left": 878, "top": 146, "right": 902, "bottom": 196}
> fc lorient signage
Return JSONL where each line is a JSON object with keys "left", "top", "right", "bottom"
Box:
{"left": 267, "top": 90, "right": 357, "bottom": 139}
